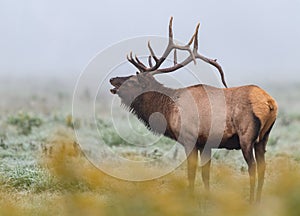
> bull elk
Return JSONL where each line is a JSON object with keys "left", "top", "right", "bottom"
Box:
{"left": 109, "top": 17, "right": 277, "bottom": 203}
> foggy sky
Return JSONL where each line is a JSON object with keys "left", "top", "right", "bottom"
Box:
{"left": 0, "top": 0, "right": 299, "bottom": 84}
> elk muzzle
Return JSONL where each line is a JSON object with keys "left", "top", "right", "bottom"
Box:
{"left": 109, "top": 76, "right": 132, "bottom": 94}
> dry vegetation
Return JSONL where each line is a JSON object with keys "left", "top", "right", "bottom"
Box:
{"left": 0, "top": 78, "right": 300, "bottom": 215}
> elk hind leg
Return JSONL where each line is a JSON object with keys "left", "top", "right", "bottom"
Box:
{"left": 240, "top": 137, "right": 257, "bottom": 203}
{"left": 255, "top": 125, "right": 274, "bottom": 203}
{"left": 255, "top": 122, "right": 275, "bottom": 202}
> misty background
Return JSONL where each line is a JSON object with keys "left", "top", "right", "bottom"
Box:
{"left": 0, "top": 0, "right": 300, "bottom": 87}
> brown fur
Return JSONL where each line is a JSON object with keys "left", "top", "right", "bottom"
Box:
{"left": 110, "top": 73, "right": 278, "bottom": 203}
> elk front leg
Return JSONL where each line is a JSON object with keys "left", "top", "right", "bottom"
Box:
{"left": 200, "top": 148, "right": 211, "bottom": 190}
{"left": 185, "top": 146, "right": 198, "bottom": 191}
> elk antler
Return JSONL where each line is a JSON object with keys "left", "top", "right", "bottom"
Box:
{"left": 127, "top": 17, "right": 228, "bottom": 88}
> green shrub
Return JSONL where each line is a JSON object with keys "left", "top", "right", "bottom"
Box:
{"left": 97, "top": 119, "right": 127, "bottom": 146}
{"left": 7, "top": 112, "right": 42, "bottom": 135}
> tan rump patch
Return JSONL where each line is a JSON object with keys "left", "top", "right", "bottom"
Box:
{"left": 249, "top": 86, "right": 278, "bottom": 141}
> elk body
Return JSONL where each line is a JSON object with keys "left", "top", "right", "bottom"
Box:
{"left": 109, "top": 18, "right": 277, "bottom": 203}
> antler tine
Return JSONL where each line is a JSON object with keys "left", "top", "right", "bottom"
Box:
{"left": 147, "top": 41, "right": 158, "bottom": 62}
{"left": 168, "top": 17, "right": 196, "bottom": 63}
{"left": 148, "top": 55, "right": 153, "bottom": 67}
{"left": 134, "top": 55, "right": 147, "bottom": 68}
{"left": 139, "top": 17, "right": 175, "bottom": 72}
{"left": 191, "top": 23, "right": 228, "bottom": 88}
{"left": 127, "top": 51, "right": 146, "bottom": 72}
{"left": 169, "top": 16, "right": 174, "bottom": 42}
{"left": 187, "top": 23, "right": 199, "bottom": 46}
{"left": 173, "top": 49, "right": 177, "bottom": 65}
{"left": 194, "top": 53, "right": 228, "bottom": 88}
{"left": 193, "top": 23, "right": 200, "bottom": 51}
{"left": 170, "top": 22, "right": 198, "bottom": 64}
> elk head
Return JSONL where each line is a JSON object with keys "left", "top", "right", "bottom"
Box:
{"left": 110, "top": 17, "right": 228, "bottom": 104}
{"left": 110, "top": 73, "right": 162, "bottom": 106}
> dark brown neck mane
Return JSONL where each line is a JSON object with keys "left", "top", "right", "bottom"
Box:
{"left": 127, "top": 86, "right": 177, "bottom": 135}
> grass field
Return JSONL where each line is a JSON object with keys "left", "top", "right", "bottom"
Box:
{"left": 0, "top": 78, "right": 300, "bottom": 216}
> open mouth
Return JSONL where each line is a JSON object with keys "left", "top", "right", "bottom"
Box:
{"left": 109, "top": 78, "right": 121, "bottom": 94}
{"left": 109, "top": 76, "right": 132, "bottom": 94}
{"left": 110, "top": 87, "right": 118, "bottom": 94}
